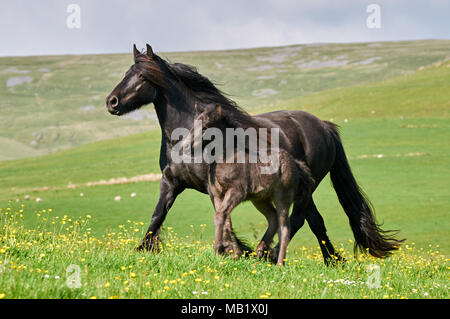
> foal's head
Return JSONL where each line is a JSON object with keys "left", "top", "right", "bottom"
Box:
{"left": 106, "top": 44, "right": 165, "bottom": 116}
{"left": 195, "top": 103, "right": 223, "bottom": 128}
{"left": 184, "top": 104, "right": 223, "bottom": 150}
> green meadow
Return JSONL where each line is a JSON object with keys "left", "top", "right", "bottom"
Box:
{"left": 0, "top": 40, "right": 449, "bottom": 299}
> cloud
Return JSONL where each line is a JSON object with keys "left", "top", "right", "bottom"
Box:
{"left": 0, "top": 0, "right": 448, "bottom": 56}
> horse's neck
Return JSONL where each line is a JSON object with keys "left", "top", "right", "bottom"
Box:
{"left": 154, "top": 87, "right": 195, "bottom": 146}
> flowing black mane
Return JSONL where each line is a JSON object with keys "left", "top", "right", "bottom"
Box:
{"left": 167, "top": 62, "right": 239, "bottom": 110}
{"left": 157, "top": 55, "right": 263, "bottom": 129}
{"left": 135, "top": 51, "right": 260, "bottom": 128}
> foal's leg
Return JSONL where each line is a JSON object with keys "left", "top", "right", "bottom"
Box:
{"left": 221, "top": 216, "right": 253, "bottom": 258}
{"left": 213, "top": 189, "right": 243, "bottom": 255}
{"left": 222, "top": 216, "right": 237, "bottom": 256}
{"left": 210, "top": 195, "right": 243, "bottom": 257}
{"left": 210, "top": 195, "right": 244, "bottom": 257}
{"left": 269, "top": 199, "right": 306, "bottom": 263}
{"left": 274, "top": 193, "right": 291, "bottom": 266}
{"left": 251, "top": 199, "right": 278, "bottom": 259}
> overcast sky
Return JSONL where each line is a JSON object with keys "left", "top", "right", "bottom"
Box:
{"left": 1, "top": 0, "right": 449, "bottom": 56}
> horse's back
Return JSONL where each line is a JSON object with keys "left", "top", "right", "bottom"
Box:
{"left": 254, "top": 109, "right": 336, "bottom": 184}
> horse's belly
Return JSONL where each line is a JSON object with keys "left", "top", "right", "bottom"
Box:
{"left": 169, "top": 162, "right": 209, "bottom": 193}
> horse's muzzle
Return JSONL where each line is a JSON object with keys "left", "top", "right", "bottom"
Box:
{"left": 106, "top": 94, "right": 121, "bottom": 115}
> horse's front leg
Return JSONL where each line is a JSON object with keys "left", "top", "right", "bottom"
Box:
{"left": 221, "top": 215, "right": 253, "bottom": 258}
{"left": 213, "top": 190, "right": 243, "bottom": 256}
{"left": 137, "top": 173, "right": 183, "bottom": 252}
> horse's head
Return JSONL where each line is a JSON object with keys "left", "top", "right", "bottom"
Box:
{"left": 106, "top": 44, "right": 165, "bottom": 116}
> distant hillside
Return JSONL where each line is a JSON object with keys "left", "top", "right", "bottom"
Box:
{"left": 261, "top": 58, "right": 450, "bottom": 120}
{"left": 1, "top": 40, "right": 449, "bottom": 160}
{"left": 1, "top": 59, "right": 448, "bottom": 198}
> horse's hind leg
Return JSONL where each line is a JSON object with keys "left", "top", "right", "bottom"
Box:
{"left": 274, "top": 193, "right": 291, "bottom": 266}
{"left": 251, "top": 199, "right": 278, "bottom": 259}
{"left": 305, "top": 201, "right": 344, "bottom": 265}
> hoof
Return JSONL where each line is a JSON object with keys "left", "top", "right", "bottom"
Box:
{"left": 325, "top": 253, "right": 346, "bottom": 267}
{"left": 268, "top": 248, "right": 279, "bottom": 264}
{"left": 256, "top": 246, "right": 270, "bottom": 260}
{"left": 136, "top": 235, "right": 161, "bottom": 253}
{"left": 214, "top": 243, "right": 228, "bottom": 256}
{"left": 256, "top": 249, "right": 268, "bottom": 259}
{"left": 256, "top": 245, "right": 278, "bottom": 264}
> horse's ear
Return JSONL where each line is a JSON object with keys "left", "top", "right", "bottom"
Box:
{"left": 216, "top": 104, "right": 222, "bottom": 119}
{"left": 133, "top": 44, "right": 140, "bottom": 60}
{"left": 146, "top": 44, "right": 154, "bottom": 58}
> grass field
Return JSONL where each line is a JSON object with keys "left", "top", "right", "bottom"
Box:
{"left": 0, "top": 208, "right": 447, "bottom": 299}
{"left": 0, "top": 40, "right": 449, "bottom": 299}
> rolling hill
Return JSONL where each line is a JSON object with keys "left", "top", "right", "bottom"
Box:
{"left": 0, "top": 39, "right": 449, "bottom": 160}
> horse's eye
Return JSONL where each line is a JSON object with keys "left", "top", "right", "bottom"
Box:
{"left": 139, "top": 73, "right": 144, "bottom": 80}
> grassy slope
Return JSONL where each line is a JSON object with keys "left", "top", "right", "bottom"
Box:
{"left": 0, "top": 40, "right": 449, "bottom": 159}
{"left": 0, "top": 210, "right": 447, "bottom": 299}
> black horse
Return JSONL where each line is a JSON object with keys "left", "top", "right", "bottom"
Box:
{"left": 106, "top": 44, "right": 404, "bottom": 264}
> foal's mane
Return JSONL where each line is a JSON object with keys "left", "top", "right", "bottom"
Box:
{"left": 135, "top": 51, "right": 263, "bottom": 130}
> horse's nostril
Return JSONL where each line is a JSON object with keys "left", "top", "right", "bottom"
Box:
{"left": 109, "top": 96, "right": 119, "bottom": 108}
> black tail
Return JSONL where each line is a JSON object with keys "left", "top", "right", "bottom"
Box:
{"left": 325, "top": 122, "right": 405, "bottom": 258}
